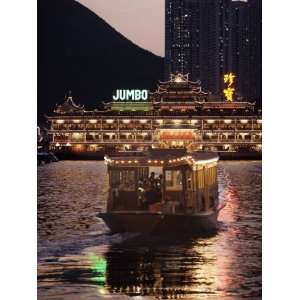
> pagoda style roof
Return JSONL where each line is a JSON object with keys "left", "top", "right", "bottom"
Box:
{"left": 54, "top": 92, "right": 84, "bottom": 114}
{"left": 153, "top": 73, "right": 206, "bottom": 95}
{"left": 150, "top": 74, "right": 208, "bottom": 106}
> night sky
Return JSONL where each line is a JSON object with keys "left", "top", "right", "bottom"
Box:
{"left": 77, "top": 0, "right": 165, "bottom": 57}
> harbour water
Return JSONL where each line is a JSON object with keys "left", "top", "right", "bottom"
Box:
{"left": 38, "top": 161, "right": 261, "bottom": 299}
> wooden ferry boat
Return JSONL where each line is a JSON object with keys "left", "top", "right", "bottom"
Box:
{"left": 99, "top": 149, "right": 225, "bottom": 234}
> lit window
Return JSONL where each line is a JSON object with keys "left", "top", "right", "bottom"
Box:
{"left": 173, "top": 119, "right": 182, "bottom": 124}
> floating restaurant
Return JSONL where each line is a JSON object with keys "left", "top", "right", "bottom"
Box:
{"left": 46, "top": 74, "right": 262, "bottom": 159}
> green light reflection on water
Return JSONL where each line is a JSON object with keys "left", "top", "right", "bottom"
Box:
{"left": 89, "top": 254, "right": 107, "bottom": 285}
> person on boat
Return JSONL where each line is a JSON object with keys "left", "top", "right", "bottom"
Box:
{"left": 149, "top": 172, "right": 156, "bottom": 188}
{"left": 139, "top": 179, "right": 150, "bottom": 210}
{"left": 137, "top": 177, "right": 146, "bottom": 209}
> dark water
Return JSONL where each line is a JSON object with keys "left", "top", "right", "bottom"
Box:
{"left": 38, "top": 161, "right": 261, "bottom": 299}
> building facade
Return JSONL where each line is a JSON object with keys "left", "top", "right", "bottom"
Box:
{"left": 165, "top": 0, "right": 262, "bottom": 102}
{"left": 165, "top": 0, "right": 230, "bottom": 94}
{"left": 46, "top": 74, "right": 262, "bottom": 158}
{"left": 228, "top": 0, "right": 262, "bottom": 103}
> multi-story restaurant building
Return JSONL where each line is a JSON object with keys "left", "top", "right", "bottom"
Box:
{"left": 46, "top": 74, "right": 262, "bottom": 159}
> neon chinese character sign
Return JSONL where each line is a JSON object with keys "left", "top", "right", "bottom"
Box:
{"left": 223, "top": 73, "right": 236, "bottom": 102}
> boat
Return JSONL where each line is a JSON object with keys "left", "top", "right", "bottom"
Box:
{"left": 98, "top": 149, "right": 225, "bottom": 235}
{"left": 37, "top": 151, "right": 59, "bottom": 165}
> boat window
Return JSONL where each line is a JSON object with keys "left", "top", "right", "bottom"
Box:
{"left": 111, "top": 170, "right": 121, "bottom": 188}
{"left": 206, "top": 166, "right": 217, "bottom": 185}
{"left": 198, "top": 170, "right": 204, "bottom": 188}
{"left": 149, "top": 166, "right": 163, "bottom": 177}
{"left": 137, "top": 167, "right": 148, "bottom": 182}
{"left": 186, "top": 169, "right": 192, "bottom": 190}
{"left": 165, "top": 170, "right": 183, "bottom": 191}
{"left": 120, "top": 170, "right": 135, "bottom": 191}
{"left": 110, "top": 170, "right": 135, "bottom": 191}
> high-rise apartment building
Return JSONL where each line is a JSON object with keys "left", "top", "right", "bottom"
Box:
{"left": 165, "top": 0, "right": 229, "bottom": 94}
{"left": 165, "top": 0, "right": 261, "bottom": 103}
{"left": 228, "top": 0, "right": 262, "bottom": 103}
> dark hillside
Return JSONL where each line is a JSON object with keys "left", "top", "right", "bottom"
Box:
{"left": 38, "top": 0, "right": 164, "bottom": 122}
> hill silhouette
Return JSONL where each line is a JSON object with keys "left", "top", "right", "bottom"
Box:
{"left": 38, "top": 0, "right": 164, "bottom": 123}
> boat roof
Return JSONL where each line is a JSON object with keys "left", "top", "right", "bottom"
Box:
{"left": 104, "top": 149, "right": 219, "bottom": 168}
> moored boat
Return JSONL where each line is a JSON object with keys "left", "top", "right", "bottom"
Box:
{"left": 99, "top": 149, "right": 225, "bottom": 235}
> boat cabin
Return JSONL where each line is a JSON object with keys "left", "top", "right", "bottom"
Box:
{"left": 104, "top": 149, "right": 219, "bottom": 215}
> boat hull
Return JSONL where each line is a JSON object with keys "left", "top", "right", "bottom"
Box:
{"left": 98, "top": 211, "right": 219, "bottom": 235}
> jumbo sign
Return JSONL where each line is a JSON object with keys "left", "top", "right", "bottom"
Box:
{"left": 112, "top": 89, "right": 148, "bottom": 101}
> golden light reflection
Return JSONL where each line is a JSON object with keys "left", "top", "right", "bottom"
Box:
{"left": 214, "top": 167, "right": 241, "bottom": 297}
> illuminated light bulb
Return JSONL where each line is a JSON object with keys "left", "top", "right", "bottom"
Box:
{"left": 56, "top": 120, "right": 64, "bottom": 124}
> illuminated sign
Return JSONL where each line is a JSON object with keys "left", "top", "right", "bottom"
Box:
{"left": 113, "top": 89, "right": 148, "bottom": 101}
{"left": 223, "top": 73, "right": 236, "bottom": 102}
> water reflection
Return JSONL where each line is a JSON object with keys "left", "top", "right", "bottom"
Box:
{"left": 38, "top": 161, "right": 261, "bottom": 299}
